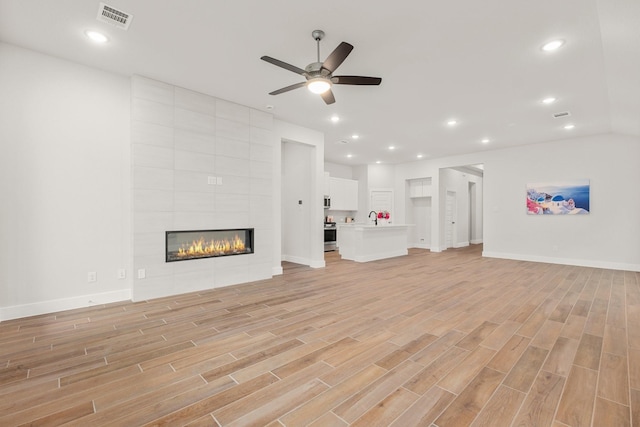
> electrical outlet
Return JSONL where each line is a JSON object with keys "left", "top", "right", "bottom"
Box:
{"left": 137, "top": 268, "right": 146, "bottom": 279}
{"left": 208, "top": 176, "right": 216, "bottom": 185}
{"left": 216, "top": 176, "right": 223, "bottom": 185}
{"left": 117, "top": 268, "right": 126, "bottom": 279}
{"left": 88, "top": 272, "right": 97, "bottom": 283}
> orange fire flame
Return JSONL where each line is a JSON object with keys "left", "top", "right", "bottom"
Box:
{"left": 177, "top": 235, "right": 246, "bottom": 258}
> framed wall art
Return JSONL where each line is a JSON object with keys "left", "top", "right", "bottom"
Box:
{"left": 526, "top": 179, "right": 590, "bottom": 215}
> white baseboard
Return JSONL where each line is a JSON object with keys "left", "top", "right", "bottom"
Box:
{"left": 281, "top": 255, "right": 326, "bottom": 269}
{"left": 482, "top": 251, "right": 640, "bottom": 272}
{"left": 309, "top": 260, "right": 326, "bottom": 269}
{"left": 0, "top": 289, "right": 132, "bottom": 322}
{"left": 470, "top": 239, "right": 483, "bottom": 244}
{"left": 272, "top": 266, "right": 283, "bottom": 276}
{"left": 412, "top": 243, "right": 431, "bottom": 249}
{"left": 454, "top": 241, "right": 470, "bottom": 248}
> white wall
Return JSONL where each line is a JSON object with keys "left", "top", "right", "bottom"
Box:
{"left": 351, "top": 164, "right": 395, "bottom": 223}
{"left": 482, "top": 134, "right": 640, "bottom": 270}
{"left": 324, "top": 161, "right": 353, "bottom": 179}
{"left": 352, "top": 165, "right": 369, "bottom": 222}
{"left": 368, "top": 164, "right": 395, "bottom": 189}
{"left": 394, "top": 133, "right": 640, "bottom": 271}
{"left": 0, "top": 43, "right": 132, "bottom": 320}
{"left": 131, "top": 76, "right": 275, "bottom": 301}
{"left": 0, "top": 45, "right": 290, "bottom": 319}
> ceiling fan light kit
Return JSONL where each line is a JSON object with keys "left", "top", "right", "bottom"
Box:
{"left": 261, "top": 29, "right": 381, "bottom": 105}
{"left": 307, "top": 78, "right": 331, "bottom": 94}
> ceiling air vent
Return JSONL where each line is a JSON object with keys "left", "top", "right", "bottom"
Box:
{"left": 552, "top": 111, "right": 571, "bottom": 119}
{"left": 97, "top": 2, "right": 133, "bottom": 30}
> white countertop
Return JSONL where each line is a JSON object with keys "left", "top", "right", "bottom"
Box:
{"left": 337, "top": 223, "right": 413, "bottom": 229}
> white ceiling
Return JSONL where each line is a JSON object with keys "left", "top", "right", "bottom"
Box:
{"left": 1, "top": 0, "right": 638, "bottom": 165}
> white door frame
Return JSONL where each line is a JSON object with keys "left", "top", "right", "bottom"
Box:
{"left": 445, "top": 190, "right": 457, "bottom": 249}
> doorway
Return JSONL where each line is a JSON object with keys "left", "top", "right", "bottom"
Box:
{"left": 281, "top": 141, "right": 314, "bottom": 265}
{"left": 439, "top": 164, "right": 483, "bottom": 251}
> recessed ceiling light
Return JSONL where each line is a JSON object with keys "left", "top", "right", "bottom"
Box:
{"left": 542, "top": 97, "right": 557, "bottom": 104}
{"left": 542, "top": 39, "right": 564, "bottom": 52}
{"left": 481, "top": 138, "right": 490, "bottom": 144}
{"left": 388, "top": 146, "right": 395, "bottom": 150}
{"left": 331, "top": 115, "right": 340, "bottom": 123}
{"left": 375, "top": 160, "right": 381, "bottom": 164}
{"left": 346, "top": 154, "right": 353, "bottom": 158}
{"left": 417, "top": 154, "right": 424, "bottom": 159}
{"left": 564, "top": 124, "right": 575, "bottom": 130}
{"left": 352, "top": 134, "right": 359, "bottom": 139}
{"left": 446, "top": 120, "right": 457, "bottom": 126}
{"left": 85, "top": 30, "right": 108, "bottom": 44}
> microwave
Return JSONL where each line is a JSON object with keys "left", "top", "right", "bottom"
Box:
{"left": 324, "top": 196, "right": 331, "bottom": 209}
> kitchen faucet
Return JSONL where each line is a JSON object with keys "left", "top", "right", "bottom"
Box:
{"left": 368, "top": 211, "right": 378, "bottom": 226}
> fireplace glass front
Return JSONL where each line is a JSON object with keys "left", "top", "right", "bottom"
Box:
{"left": 166, "top": 228, "right": 254, "bottom": 262}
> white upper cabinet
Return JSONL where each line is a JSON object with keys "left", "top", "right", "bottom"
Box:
{"left": 408, "top": 178, "right": 432, "bottom": 198}
{"left": 329, "top": 177, "right": 358, "bottom": 211}
{"left": 324, "top": 172, "right": 331, "bottom": 196}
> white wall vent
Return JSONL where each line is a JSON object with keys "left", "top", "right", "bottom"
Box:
{"left": 97, "top": 2, "right": 133, "bottom": 30}
{"left": 553, "top": 111, "right": 571, "bottom": 118}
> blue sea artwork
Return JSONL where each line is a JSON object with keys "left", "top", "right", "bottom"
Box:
{"left": 526, "top": 179, "right": 590, "bottom": 215}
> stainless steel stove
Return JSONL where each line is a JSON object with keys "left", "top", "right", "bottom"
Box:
{"left": 324, "top": 222, "right": 337, "bottom": 252}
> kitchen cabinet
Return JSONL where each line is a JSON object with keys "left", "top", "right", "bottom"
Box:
{"left": 408, "top": 178, "right": 432, "bottom": 198}
{"left": 329, "top": 177, "right": 358, "bottom": 211}
{"left": 324, "top": 172, "right": 331, "bottom": 196}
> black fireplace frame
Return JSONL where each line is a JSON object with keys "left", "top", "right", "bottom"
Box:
{"left": 165, "top": 228, "right": 254, "bottom": 262}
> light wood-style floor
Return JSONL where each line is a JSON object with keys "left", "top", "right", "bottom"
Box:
{"left": 1, "top": 245, "right": 639, "bottom": 426}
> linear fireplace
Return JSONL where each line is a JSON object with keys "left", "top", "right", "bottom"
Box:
{"left": 165, "top": 228, "right": 254, "bottom": 262}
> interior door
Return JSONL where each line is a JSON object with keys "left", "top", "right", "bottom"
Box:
{"left": 370, "top": 190, "right": 393, "bottom": 222}
{"left": 445, "top": 190, "right": 456, "bottom": 249}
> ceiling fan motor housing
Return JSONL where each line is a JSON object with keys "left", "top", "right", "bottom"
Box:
{"left": 304, "top": 62, "right": 330, "bottom": 79}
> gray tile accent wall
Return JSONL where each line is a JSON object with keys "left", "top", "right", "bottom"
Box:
{"left": 131, "top": 75, "right": 274, "bottom": 301}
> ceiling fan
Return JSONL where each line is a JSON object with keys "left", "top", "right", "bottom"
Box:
{"left": 261, "top": 30, "right": 382, "bottom": 105}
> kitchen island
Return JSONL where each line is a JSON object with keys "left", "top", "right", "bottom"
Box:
{"left": 337, "top": 224, "right": 411, "bottom": 262}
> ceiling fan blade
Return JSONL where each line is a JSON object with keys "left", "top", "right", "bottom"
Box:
{"left": 322, "top": 42, "right": 354, "bottom": 73}
{"left": 261, "top": 56, "right": 306, "bottom": 75}
{"left": 321, "top": 89, "right": 336, "bottom": 105}
{"left": 332, "top": 75, "right": 382, "bottom": 85}
{"left": 269, "top": 81, "right": 307, "bottom": 95}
